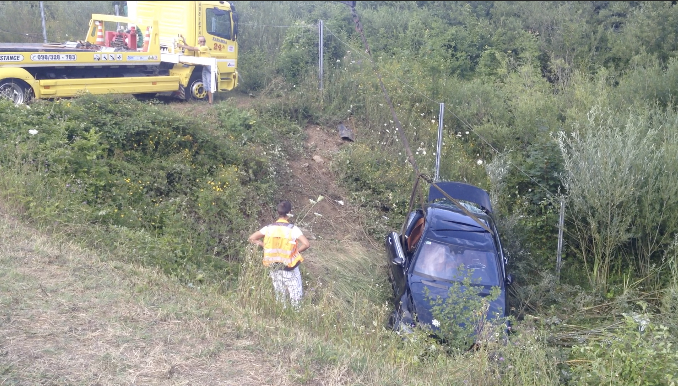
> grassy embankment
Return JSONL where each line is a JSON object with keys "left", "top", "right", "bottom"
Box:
{"left": 0, "top": 95, "right": 559, "bottom": 385}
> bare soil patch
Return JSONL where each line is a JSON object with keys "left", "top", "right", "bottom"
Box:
{"left": 280, "top": 124, "right": 365, "bottom": 241}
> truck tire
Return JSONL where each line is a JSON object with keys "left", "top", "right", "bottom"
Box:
{"left": 0, "top": 79, "right": 33, "bottom": 105}
{"left": 187, "top": 72, "right": 208, "bottom": 101}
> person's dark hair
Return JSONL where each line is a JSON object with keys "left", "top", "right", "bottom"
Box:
{"left": 277, "top": 200, "right": 292, "bottom": 217}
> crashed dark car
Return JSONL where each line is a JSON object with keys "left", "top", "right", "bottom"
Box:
{"left": 385, "top": 181, "right": 512, "bottom": 334}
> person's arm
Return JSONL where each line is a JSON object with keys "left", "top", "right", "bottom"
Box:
{"left": 178, "top": 42, "right": 200, "bottom": 52}
{"left": 296, "top": 234, "right": 310, "bottom": 253}
{"left": 248, "top": 231, "right": 265, "bottom": 247}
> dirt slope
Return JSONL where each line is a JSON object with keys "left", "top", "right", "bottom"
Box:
{"left": 0, "top": 99, "right": 386, "bottom": 385}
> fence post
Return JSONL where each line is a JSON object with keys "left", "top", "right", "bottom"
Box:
{"left": 318, "top": 20, "right": 324, "bottom": 91}
{"left": 40, "top": 1, "right": 47, "bottom": 43}
{"left": 556, "top": 197, "right": 565, "bottom": 280}
{"left": 434, "top": 103, "right": 444, "bottom": 182}
{"left": 115, "top": 4, "right": 120, "bottom": 30}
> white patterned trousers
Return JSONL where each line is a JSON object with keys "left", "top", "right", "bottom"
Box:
{"left": 269, "top": 267, "right": 303, "bottom": 308}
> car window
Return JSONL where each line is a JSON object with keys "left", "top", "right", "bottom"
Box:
{"left": 413, "top": 239, "right": 500, "bottom": 286}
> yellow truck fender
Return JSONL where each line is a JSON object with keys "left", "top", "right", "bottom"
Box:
{"left": 0, "top": 68, "right": 40, "bottom": 98}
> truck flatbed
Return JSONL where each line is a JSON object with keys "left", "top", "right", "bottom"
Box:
{"left": 0, "top": 46, "right": 160, "bottom": 67}
{"left": 0, "top": 43, "right": 82, "bottom": 53}
{"left": 0, "top": 43, "right": 115, "bottom": 53}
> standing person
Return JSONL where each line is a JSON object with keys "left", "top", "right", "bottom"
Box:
{"left": 248, "top": 200, "right": 310, "bottom": 308}
{"left": 177, "top": 35, "right": 214, "bottom": 105}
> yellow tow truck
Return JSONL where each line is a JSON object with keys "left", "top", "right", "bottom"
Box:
{"left": 0, "top": 1, "right": 238, "bottom": 104}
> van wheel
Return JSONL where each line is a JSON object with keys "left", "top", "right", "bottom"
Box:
{"left": 0, "top": 79, "right": 33, "bottom": 105}
{"left": 188, "top": 73, "right": 207, "bottom": 101}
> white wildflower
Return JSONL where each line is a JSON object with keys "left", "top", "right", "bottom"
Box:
{"left": 28, "top": 129, "right": 38, "bottom": 135}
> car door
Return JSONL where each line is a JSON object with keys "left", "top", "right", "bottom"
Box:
{"left": 385, "top": 231, "right": 408, "bottom": 301}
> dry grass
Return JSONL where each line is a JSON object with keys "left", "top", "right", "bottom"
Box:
{"left": 0, "top": 202, "right": 406, "bottom": 386}
{"left": 0, "top": 207, "right": 292, "bottom": 385}
{"left": 0, "top": 200, "right": 560, "bottom": 386}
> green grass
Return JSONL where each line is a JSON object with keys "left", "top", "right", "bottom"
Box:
{"left": 0, "top": 211, "right": 562, "bottom": 385}
{"left": 1, "top": 90, "right": 677, "bottom": 385}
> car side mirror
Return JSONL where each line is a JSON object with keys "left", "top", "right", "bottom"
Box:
{"left": 505, "top": 274, "right": 513, "bottom": 286}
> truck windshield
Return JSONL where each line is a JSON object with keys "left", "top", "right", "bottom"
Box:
{"left": 206, "top": 7, "right": 232, "bottom": 40}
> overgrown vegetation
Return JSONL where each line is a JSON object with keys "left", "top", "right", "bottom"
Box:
{"left": 2, "top": 1, "right": 678, "bottom": 384}
{"left": 425, "top": 269, "right": 504, "bottom": 353}
{"left": 0, "top": 95, "right": 293, "bottom": 284}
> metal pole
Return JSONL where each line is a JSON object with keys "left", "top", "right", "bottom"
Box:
{"left": 434, "top": 103, "right": 444, "bottom": 182}
{"left": 115, "top": 4, "right": 120, "bottom": 30}
{"left": 318, "top": 20, "right": 324, "bottom": 91}
{"left": 556, "top": 198, "right": 565, "bottom": 279}
{"left": 39, "top": 1, "right": 47, "bottom": 43}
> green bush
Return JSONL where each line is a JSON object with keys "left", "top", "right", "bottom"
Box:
{"left": 333, "top": 141, "right": 412, "bottom": 233}
{"left": 425, "top": 269, "right": 503, "bottom": 352}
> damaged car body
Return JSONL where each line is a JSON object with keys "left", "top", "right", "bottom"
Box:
{"left": 385, "top": 181, "right": 512, "bottom": 336}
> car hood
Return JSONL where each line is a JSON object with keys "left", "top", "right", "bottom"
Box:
{"left": 409, "top": 272, "right": 506, "bottom": 328}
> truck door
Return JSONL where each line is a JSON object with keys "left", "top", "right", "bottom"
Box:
{"left": 199, "top": 3, "right": 238, "bottom": 90}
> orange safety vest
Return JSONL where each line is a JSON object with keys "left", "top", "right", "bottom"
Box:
{"left": 262, "top": 220, "right": 304, "bottom": 268}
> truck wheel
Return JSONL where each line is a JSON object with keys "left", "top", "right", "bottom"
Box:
{"left": 0, "top": 79, "right": 33, "bottom": 105}
{"left": 188, "top": 73, "right": 208, "bottom": 101}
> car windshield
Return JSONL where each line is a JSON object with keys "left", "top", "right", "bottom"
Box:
{"left": 412, "top": 239, "right": 500, "bottom": 286}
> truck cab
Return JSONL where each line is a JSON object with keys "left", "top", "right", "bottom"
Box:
{"left": 127, "top": 1, "right": 238, "bottom": 98}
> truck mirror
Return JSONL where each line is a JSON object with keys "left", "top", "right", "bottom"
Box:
{"left": 211, "top": 7, "right": 227, "bottom": 16}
